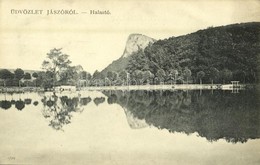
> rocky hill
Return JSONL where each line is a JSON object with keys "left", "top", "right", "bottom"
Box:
{"left": 122, "top": 33, "right": 156, "bottom": 58}
{"left": 126, "top": 22, "right": 260, "bottom": 83}
{"left": 100, "top": 34, "right": 156, "bottom": 75}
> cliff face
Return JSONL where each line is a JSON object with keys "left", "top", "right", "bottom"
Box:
{"left": 122, "top": 34, "right": 156, "bottom": 58}
{"left": 100, "top": 34, "right": 156, "bottom": 75}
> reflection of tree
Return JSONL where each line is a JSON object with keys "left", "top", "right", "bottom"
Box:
{"left": 15, "top": 100, "right": 25, "bottom": 111}
{"left": 80, "top": 97, "right": 92, "bottom": 106}
{"left": 0, "top": 100, "right": 12, "bottom": 110}
{"left": 33, "top": 101, "right": 39, "bottom": 106}
{"left": 41, "top": 93, "right": 85, "bottom": 131}
{"left": 11, "top": 100, "right": 16, "bottom": 105}
{"left": 93, "top": 97, "right": 105, "bottom": 106}
{"left": 104, "top": 89, "right": 260, "bottom": 143}
{"left": 107, "top": 94, "right": 117, "bottom": 104}
{"left": 24, "top": 99, "right": 32, "bottom": 105}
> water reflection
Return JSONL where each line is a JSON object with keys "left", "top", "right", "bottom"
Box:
{"left": 80, "top": 97, "right": 92, "bottom": 106}
{"left": 0, "top": 92, "right": 95, "bottom": 131}
{"left": 24, "top": 98, "right": 32, "bottom": 105}
{"left": 104, "top": 89, "right": 260, "bottom": 143}
{"left": 93, "top": 97, "right": 105, "bottom": 106}
{"left": 33, "top": 101, "right": 39, "bottom": 106}
{"left": 0, "top": 89, "right": 259, "bottom": 143}
{"left": 41, "top": 93, "right": 87, "bottom": 131}
{"left": 0, "top": 99, "right": 26, "bottom": 111}
{"left": 15, "top": 100, "right": 25, "bottom": 111}
{"left": 0, "top": 100, "right": 12, "bottom": 110}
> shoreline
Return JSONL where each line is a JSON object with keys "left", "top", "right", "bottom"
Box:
{"left": 0, "top": 84, "right": 249, "bottom": 93}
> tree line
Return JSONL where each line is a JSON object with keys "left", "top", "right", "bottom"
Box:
{"left": 0, "top": 68, "right": 38, "bottom": 87}
{"left": 0, "top": 48, "right": 92, "bottom": 89}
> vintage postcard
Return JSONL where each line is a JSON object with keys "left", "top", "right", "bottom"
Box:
{"left": 0, "top": 0, "right": 260, "bottom": 164}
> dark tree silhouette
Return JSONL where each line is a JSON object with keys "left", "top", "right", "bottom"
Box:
{"left": 14, "top": 68, "right": 24, "bottom": 87}
{"left": 33, "top": 101, "right": 39, "bottom": 106}
{"left": 15, "top": 100, "right": 25, "bottom": 111}
{"left": 80, "top": 97, "right": 92, "bottom": 106}
{"left": 24, "top": 99, "right": 32, "bottom": 105}
{"left": 0, "top": 100, "right": 12, "bottom": 110}
{"left": 94, "top": 97, "right": 105, "bottom": 106}
{"left": 0, "top": 69, "right": 14, "bottom": 87}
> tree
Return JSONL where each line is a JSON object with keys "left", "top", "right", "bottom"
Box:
{"left": 183, "top": 67, "right": 192, "bottom": 84}
{"left": 132, "top": 70, "right": 143, "bottom": 85}
{"left": 107, "top": 71, "right": 118, "bottom": 83}
{"left": 233, "top": 70, "right": 246, "bottom": 83}
{"left": 59, "top": 66, "right": 81, "bottom": 86}
{"left": 107, "top": 71, "right": 113, "bottom": 82}
{"left": 143, "top": 70, "right": 153, "bottom": 84}
{"left": 220, "top": 69, "right": 233, "bottom": 84}
{"left": 35, "top": 71, "right": 46, "bottom": 88}
{"left": 80, "top": 71, "right": 87, "bottom": 80}
{"left": 80, "top": 71, "right": 92, "bottom": 87}
{"left": 92, "top": 70, "right": 100, "bottom": 80}
{"left": 0, "top": 69, "right": 14, "bottom": 87}
{"left": 42, "top": 71, "right": 55, "bottom": 89}
{"left": 86, "top": 72, "right": 92, "bottom": 80}
{"left": 14, "top": 68, "right": 24, "bottom": 87}
{"left": 119, "top": 70, "right": 128, "bottom": 85}
{"left": 208, "top": 67, "right": 219, "bottom": 84}
{"left": 32, "top": 72, "right": 38, "bottom": 79}
{"left": 197, "top": 71, "right": 205, "bottom": 84}
{"left": 24, "top": 72, "right": 31, "bottom": 79}
{"left": 156, "top": 69, "right": 166, "bottom": 84}
{"left": 169, "top": 69, "right": 179, "bottom": 84}
{"left": 126, "top": 49, "right": 150, "bottom": 74}
{"left": 24, "top": 73, "right": 32, "bottom": 87}
{"left": 32, "top": 72, "right": 38, "bottom": 87}
{"left": 42, "top": 48, "right": 71, "bottom": 87}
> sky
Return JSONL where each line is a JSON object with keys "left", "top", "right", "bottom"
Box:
{"left": 0, "top": 0, "right": 260, "bottom": 74}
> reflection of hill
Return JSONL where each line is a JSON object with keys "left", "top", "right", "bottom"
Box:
{"left": 104, "top": 89, "right": 260, "bottom": 143}
{"left": 123, "top": 107, "right": 148, "bottom": 129}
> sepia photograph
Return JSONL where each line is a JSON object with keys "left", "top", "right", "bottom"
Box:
{"left": 0, "top": 0, "right": 260, "bottom": 164}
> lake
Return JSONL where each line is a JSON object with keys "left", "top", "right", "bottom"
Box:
{"left": 0, "top": 89, "right": 260, "bottom": 165}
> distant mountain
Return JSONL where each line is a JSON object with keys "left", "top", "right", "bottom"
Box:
{"left": 100, "top": 34, "right": 156, "bottom": 75}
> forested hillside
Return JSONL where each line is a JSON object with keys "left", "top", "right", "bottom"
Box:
{"left": 126, "top": 22, "right": 260, "bottom": 84}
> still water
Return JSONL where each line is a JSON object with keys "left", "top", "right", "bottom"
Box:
{"left": 0, "top": 89, "right": 260, "bottom": 164}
